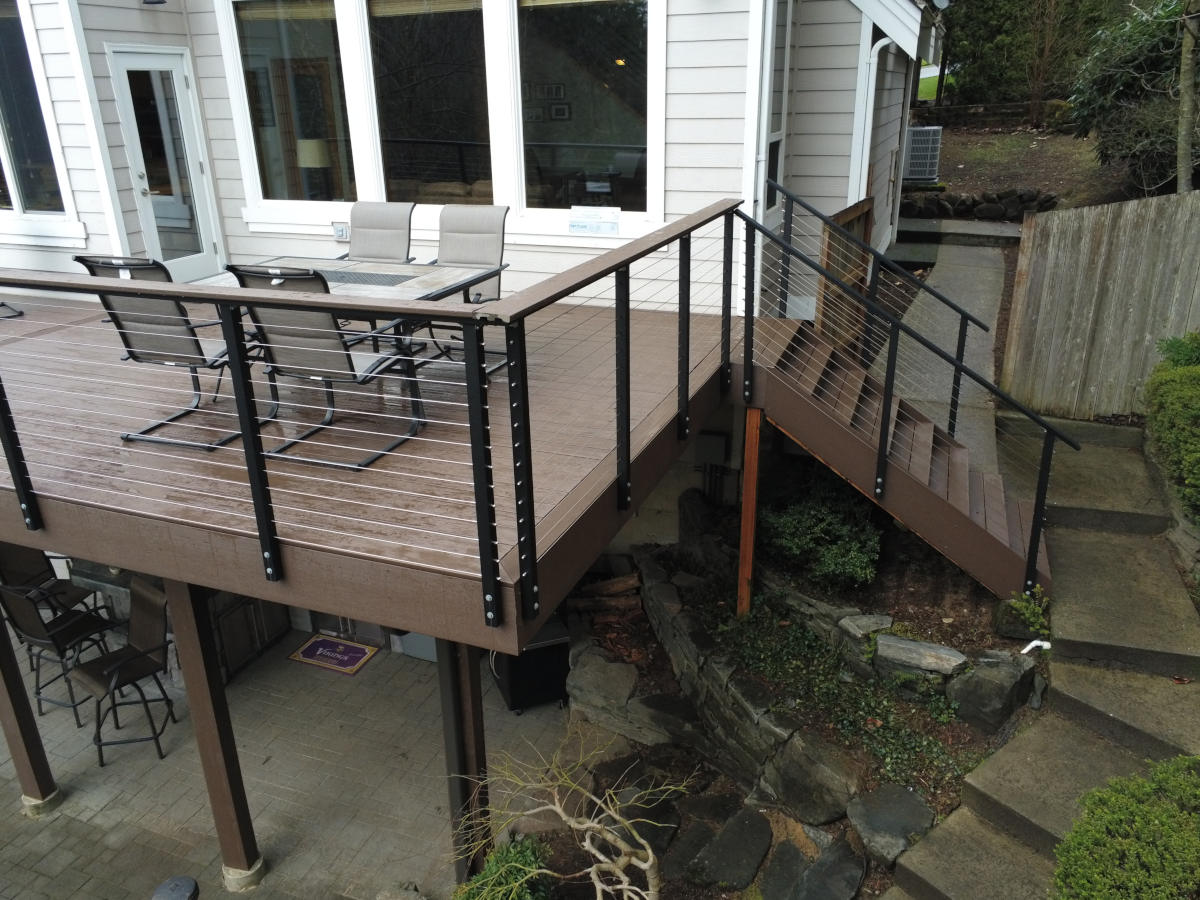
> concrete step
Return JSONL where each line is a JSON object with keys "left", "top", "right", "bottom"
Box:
{"left": 962, "top": 713, "right": 1146, "bottom": 860}
{"left": 1049, "top": 659, "right": 1200, "bottom": 759}
{"left": 894, "top": 808, "right": 1054, "bottom": 900}
{"left": 896, "top": 217, "right": 1021, "bottom": 247}
{"left": 885, "top": 242, "right": 939, "bottom": 269}
{"left": 1046, "top": 528, "right": 1200, "bottom": 678}
{"left": 880, "top": 887, "right": 918, "bottom": 900}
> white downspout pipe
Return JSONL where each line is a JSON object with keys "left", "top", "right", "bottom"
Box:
{"left": 848, "top": 35, "right": 896, "bottom": 206}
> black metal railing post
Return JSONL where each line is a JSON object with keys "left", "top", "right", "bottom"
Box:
{"left": 948, "top": 314, "right": 970, "bottom": 438}
{"left": 875, "top": 322, "right": 901, "bottom": 499}
{"left": 218, "top": 305, "right": 281, "bottom": 581}
{"left": 721, "top": 212, "right": 734, "bottom": 392}
{"left": 777, "top": 195, "right": 794, "bottom": 317}
{"left": 743, "top": 223, "right": 756, "bottom": 404}
{"left": 1024, "top": 429, "right": 1057, "bottom": 593}
{"left": 463, "top": 320, "right": 501, "bottom": 627}
{"left": 0, "top": 375, "right": 41, "bottom": 530}
{"left": 615, "top": 266, "right": 632, "bottom": 511}
{"left": 861, "top": 260, "right": 883, "bottom": 368}
{"left": 677, "top": 234, "right": 691, "bottom": 440}
{"left": 505, "top": 321, "right": 540, "bottom": 621}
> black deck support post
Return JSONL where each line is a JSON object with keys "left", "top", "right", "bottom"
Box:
{"left": 0, "top": 617, "right": 59, "bottom": 815}
{"left": 875, "top": 322, "right": 901, "bottom": 498}
{"left": 164, "top": 580, "right": 264, "bottom": 891}
{"left": 677, "top": 233, "right": 691, "bottom": 440}
{"left": 1024, "top": 430, "right": 1057, "bottom": 593}
{"left": 948, "top": 314, "right": 970, "bottom": 438}
{"left": 437, "top": 639, "right": 489, "bottom": 882}
{"left": 721, "top": 212, "right": 734, "bottom": 392}
{"left": 778, "top": 194, "right": 794, "bottom": 317}
{"left": 217, "top": 305, "right": 281, "bottom": 581}
{"left": 615, "top": 266, "right": 632, "bottom": 511}
{"left": 0, "top": 374, "right": 42, "bottom": 531}
{"left": 463, "top": 321, "right": 501, "bottom": 627}
{"left": 743, "top": 222, "right": 756, "bottom": 404}
{"left": 505, "top": 321, "right": 540, "bottom": 620}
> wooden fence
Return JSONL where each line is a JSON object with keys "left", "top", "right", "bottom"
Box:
{"left": 1000, "top": 191, "right": 1200, "bottom": 419}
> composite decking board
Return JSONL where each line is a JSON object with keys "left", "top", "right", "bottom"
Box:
{"left": 0, "top": 296, "right": 733, "bottom": 624}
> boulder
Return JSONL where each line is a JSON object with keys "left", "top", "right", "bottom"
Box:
{"left": 846, "top": 783, "right": 935, "bottom": 866}
{"left": 838, "top": 614, "right": 893, "bottom": 640}
{"left": 759, "top": 731, "right": 860, "bottom": 824}
{"left": 947, "top": 652, "right": 1036, "bottom": 731}
{"left": 794, "top": 839, "right": 865, "bottom": 900}
{"left": 976, "top": 201, "right": 1005, "bottom": 220}
{"left": 689, "top": 807, "right": 773, "bottom": 889}
{"left": 760, "top": 841, "right": 812, "bottom": 900}
{"left": 661, "top": 821, "right": 715, "bottom": 882}
{"left": 874, "top": 635, "right": 968, "bottom": 676}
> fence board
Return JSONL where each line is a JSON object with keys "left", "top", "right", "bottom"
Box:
{"left": 1001, "top": 192, "right": 1200, "bottom": 418}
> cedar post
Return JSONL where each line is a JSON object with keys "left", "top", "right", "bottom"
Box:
{"left": 0, "top": 619, "right": 58, "bottom": 813}
{"left": 737, "top": 406, "right": 764, "bottom": 616}
{"left": 164, "top": 580, "right": 264, "bottom": 890}
{"left": 438, "top": 639, "right": 490, "bottom": 881}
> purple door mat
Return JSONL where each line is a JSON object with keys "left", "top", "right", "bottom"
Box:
{"left": 289, "top": 635, "right": 378, "bottom": 675}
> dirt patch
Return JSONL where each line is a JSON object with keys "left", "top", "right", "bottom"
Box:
{"left": 938, "top": 127, "right": 1130, "bottom": 210}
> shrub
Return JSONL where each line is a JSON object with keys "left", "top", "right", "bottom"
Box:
{"left": 759, "top": 473, "right": 881, "bottom": 588}
{"left": 453, "top": 835, "right": 552, "bottom": 900}
{"left": 1053, "top": 755, "right": 1200, "bottom": 899}
{"left": 1158, "top": 333, "right": 1200, "bottom": 369}
{"left": 1145, "top": 362, "right": 1200, "bottom": 519}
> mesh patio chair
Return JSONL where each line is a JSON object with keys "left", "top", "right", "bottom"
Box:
{"left": 227, "top": 264, "right": 427, "bottom": 470}
{"left": 0, "top": 541, "right": 97, "bottom": 617}
{"left": 347, "top": 201, "right": 416, "bottom": 264}
{"left": 0, "top": 577, "right": 118, "bottom": 727}
{"left": 73, "top": 255, "right": 269, "bottom": 450}
{"left": 69, "top": 576, "right": 176, "bottom": 765}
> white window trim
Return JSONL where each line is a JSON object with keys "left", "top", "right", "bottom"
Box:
{"left": 216, "top": 0, "right": 666, "bottom": 241}
{"left": 0, "top": 0, "right": 86, "bottom": 247}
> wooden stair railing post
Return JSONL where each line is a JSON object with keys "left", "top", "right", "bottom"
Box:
{"left": 948, "top": 314, "right": 970, "bottom": 438}
{"left": 505, "top": 320, "right": 540, "bottom": 620}
{"left": 0, "top": 374, "right": 41, "bottom": 531}
{"left": 1024, "top": 429, "right": 1057, "bottom": 593}
{"left": 743, "top": 223, "right": 756, "bottom": 404}
{"left": 875, "top": 321, "right": 901, "bottom": 498}
{"left": 721, "top": 211, "right": 734, "bottom": 392}
{"left": 677, "top": 233, "right": 691, "bottom": 440}
{"left": 463, "top": 321, "right": 501, "bottom": 627}
{"left": 217, "top": 304, "right": 281, "bottom": 581}
{"left": 738, "top": 406, "right": 764, "bottom": 616}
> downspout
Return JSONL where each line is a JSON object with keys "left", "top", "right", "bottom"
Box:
{"left": 851, "top": 35, "right": 896, "bottom": 205}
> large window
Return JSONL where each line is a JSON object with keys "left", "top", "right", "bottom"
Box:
{"left": 369, "top": 0, "right": 491, "bottom": 204}
{"left": 0, "top": 0, "right": 63, "bottom": 213}
{"left": 518, "top": 0, "right": 647, "bottom": 211}
{"left": 235, "top": 0, "right": 356, "bottom": 201}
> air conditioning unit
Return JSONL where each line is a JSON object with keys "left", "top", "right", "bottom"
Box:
{"left": 904, "top": 126, "right": 942, "bottom": 182}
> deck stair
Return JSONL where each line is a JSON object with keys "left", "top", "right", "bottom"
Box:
{"left": 752, "top": 316, "right": 1049, "bottom": 598}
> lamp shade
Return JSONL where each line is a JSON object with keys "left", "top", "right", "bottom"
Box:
{"left": 296, "top": 138, "right": 331, "bottom": 169}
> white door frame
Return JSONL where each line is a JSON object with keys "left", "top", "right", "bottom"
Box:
{"left": 107, "top": 44, "right": 223, "bottom": 282}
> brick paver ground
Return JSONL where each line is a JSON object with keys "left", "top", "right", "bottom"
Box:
{"left": 0, "top": 629, "right": 568, "bottom": 899}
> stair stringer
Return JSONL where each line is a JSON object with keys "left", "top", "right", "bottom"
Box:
{"left": 756, "top": 366, "right": 1051, "bottom": 598}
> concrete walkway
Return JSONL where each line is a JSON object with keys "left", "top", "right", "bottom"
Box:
{"left": 0, "top": 634, "right": 567, "bottom": 899}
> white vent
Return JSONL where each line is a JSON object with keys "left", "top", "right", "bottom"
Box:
{"left": 904, "top": 126, "right": 942, "bottom": 182}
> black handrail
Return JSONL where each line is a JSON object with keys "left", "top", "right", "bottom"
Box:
{"left": 766, "top": 178, "right": 989, "bottom": 332}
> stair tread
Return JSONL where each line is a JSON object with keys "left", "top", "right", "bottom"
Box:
{"left": 947, "top": 446, "right": 970, "bottom": 515}
{"left": 908, "top": 419, "right": 935, "bottom": 482}
{"left": 798, "top": 341, "right": 834, "bottom": 395}
{"left": 1050, "top": 659, "right": 1200, "bottom": 757}
{"left": 754, "top": 317, "right": 804, "bottom": 370}
{"left": 896, "top": 808, "right": 1054, "bottom": 900}
{"left": 964, "top": 712, "right": 1146, "bottom": 856}
{"left": 830, "top": 357, "right": 868, "bottom": 425}
{"left": 890, "top": 414, "right": 915, "bottom": 470}
{"left": 982, "top": 473, "right": 1009, "bottom": 543}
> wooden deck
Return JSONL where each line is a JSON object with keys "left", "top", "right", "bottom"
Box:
{"left": 0, "top": 291, "right": 733, "bottom": 653}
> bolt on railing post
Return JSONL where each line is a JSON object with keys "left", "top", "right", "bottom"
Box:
{"left": 0, "top": 375, "right": 41, "bottom": 530}
{"left": 874, "top": 321, "right": 901, "bottom": 499}
{"left": 218, "top": 304, "right": 281, "bottom": 581}
{"left": 505, "top": 321, "right": 540, "bottom": 621}
{"left": 677, "top": 233, "right": 691, "bottom": 440}
{"left": 1024, "top": 429, "right": 1057, "bottom": 594}
{"left": 721, "top": 212, "right": 733, "bottom": 393}
{"left": 463, "top": 320, "right": 501, "bottom": 627}
{"left": 777, "top": 195, "right": 795, "bottom": 317}
{"left": 743, "top": 221, "right": 756, "bottom": 404}
{"left": 615, "top": 266, "right": 632, "bottom": 511}
{"left": 948, "top": 314, "right": 970, "bottom": 438}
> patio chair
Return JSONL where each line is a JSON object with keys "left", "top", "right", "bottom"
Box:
{"left": 0, "top": 579, "right": 118, "bottom": 727}
{"left": 346, "top": 201, "right": 416, "bottom": 264}
{"left": 73, "top": 255, "right": 256, "bottom": 451}
{"left": 227, "top": 264, "right": 427, "bottom": 470}
{"left": 0, "top": 541, "right": 97, "bottom": 617}
{"left": 68, "top": 576, "right": 176, "bottom": 765}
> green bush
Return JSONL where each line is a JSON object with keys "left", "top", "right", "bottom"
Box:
{"left": 1145, "top": 362, "right": 1200, "bottom": 520}
{"left": 1158, "top": 334, "right": 1200, "bottom": 369}
{"left": 1053, "top": 755, "right": 1200, "bottom": 899}
{"left": 759, "top": 474, "right": 880, "bottom": 588}
{"left": 453, "top": 835, "right": 552, "bottom": 900}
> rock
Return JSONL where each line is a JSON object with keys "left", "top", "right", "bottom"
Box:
{"left": 760, "top": 730, "right": 859, "bottom": 824}
{"left": 1030, "top": 671, "right": 1047, "bottom": 709}
{"left": 994, "top": 598, "right": 1047, "bottom": 641}
{"left": 671, "top": 571, "right": 708, "bottom": 592}
{"left": 1001, "top": 195, "right": 1024, "bottom": 219}
{"left": 625, "top": 692, "right": 701, "bottom": 746}
{"left": 567, "top": 646, "right": 636, "bottom": 712}
{"left": 900, "top": 198, "right": 919, "bottom": 217}
{"left": 1017, "top": 187, "right": 1039, "bottom": 203}
{"left": 677, "top": 791, "right": 745, "bottom": 823}
{"left": 611, "top": 787, "right": 680, "bottom": 858}
{"left": 982, "top": 191, "right": 999, "bottom": 203}
{"left": 794, "top": 839, "right": 865, "bottom": 900}
{"left": 953, "top": 197, "right": 976, "bottom": 217}
{"left": 947, "top": 653, "right": 1036, "bottom": 731}
{"left": 760, "top": 840, "right": 812, "bottom": 900}
{"left": 689, "top": 807, "right": 772, "bottom": 889}
{"left": 874, "top": 635, "right": 968, "bottom": 676}
{"left": 937, "top": 198, "right": 955, "bottom": 217}
{"left": 846, "top": 783, "right": 935, "bottom": 867}
{"left": 662, "top": 820, "right": 715, "bottom": 881}
{"left": 976, "top": 201, "right": 1005, "bottom": 220}
{"left": 997, "top": 187, "right": 1018, "bottom": 200}
{"left": 838, "top": 614, "right": 893, "bottom": 640}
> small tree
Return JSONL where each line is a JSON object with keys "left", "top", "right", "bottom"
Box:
{"left": 454, "top": 732, "right": 692, "bottom": 900}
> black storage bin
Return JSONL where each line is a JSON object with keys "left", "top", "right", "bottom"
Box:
{"left": 490, "top": 617, "right": 570, "bottom": 713}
